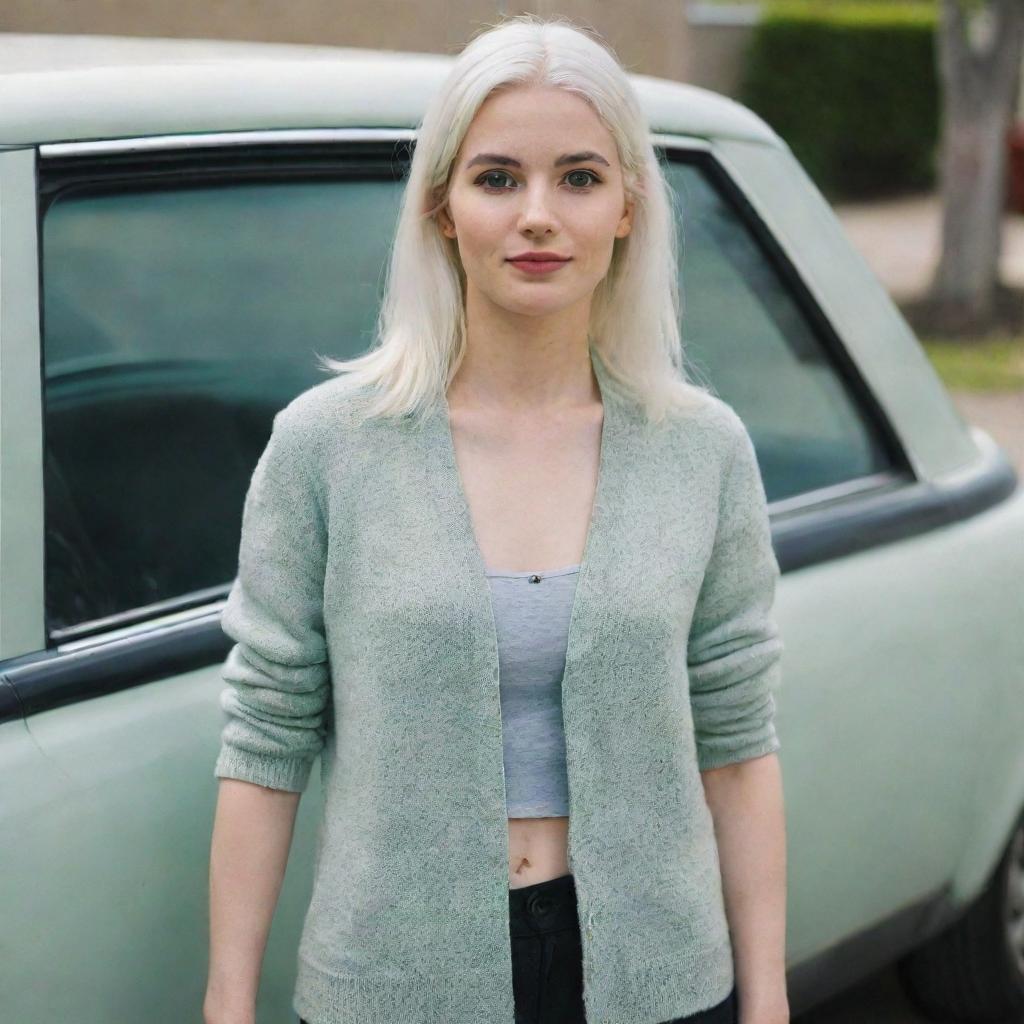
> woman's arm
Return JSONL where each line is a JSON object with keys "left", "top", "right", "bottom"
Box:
{"left": 702, "top": 752, "right": 788, "bottom": 1024}
{"left": 204, "top": 779, "right": 302, "bottom": 1024}
{"left": 206, "top": 407, "right": 331, "bottom": 1019}
{"left": 686, "top": 413, "right": 788, "bottom": 1020}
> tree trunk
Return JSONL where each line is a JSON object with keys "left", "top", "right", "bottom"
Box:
{"left": 929, "top": 0, "right": 1024, "bottom": 335}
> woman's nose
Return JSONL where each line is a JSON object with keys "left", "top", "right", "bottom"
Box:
{"left": 516, "top": 186, "right": 560, "bottom": 232}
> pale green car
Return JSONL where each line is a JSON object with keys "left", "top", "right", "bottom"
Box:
{"left": 1, "top": 32, "right": 1022, "bottom": 1024}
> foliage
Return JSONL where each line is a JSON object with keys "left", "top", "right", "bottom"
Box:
{"left": 921, "top": 333, "right": 1024, "bottom": 390}
{"left": 737, "top": 1, "right": 940, "bottom": 199}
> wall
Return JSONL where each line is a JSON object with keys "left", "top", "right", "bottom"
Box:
{"left": 0, "top": 0, "right": 695, "bottom": 81}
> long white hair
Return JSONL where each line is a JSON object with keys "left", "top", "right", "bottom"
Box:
{"left": 316, "top": 12, "right": 712, "bottom": 426}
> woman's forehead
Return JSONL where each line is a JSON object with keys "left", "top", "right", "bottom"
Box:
{"left": 459, "top": 92, "right": 615, "bottom": 162}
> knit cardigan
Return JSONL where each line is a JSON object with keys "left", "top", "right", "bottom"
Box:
{"left": 213, "top": 344, "right": 784, "bottom": 1024}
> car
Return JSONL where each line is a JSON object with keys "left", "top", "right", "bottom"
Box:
{"left": 0, "top": 30, "right": 1021, "bottom": 1024}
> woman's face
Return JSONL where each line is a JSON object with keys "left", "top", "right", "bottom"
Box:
{"left": 437, "top": 83, "right": 635, "bottom": 321}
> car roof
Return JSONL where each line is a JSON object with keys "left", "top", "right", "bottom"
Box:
{"left": 0, "top": 32, "right": 782, "bottom": 148}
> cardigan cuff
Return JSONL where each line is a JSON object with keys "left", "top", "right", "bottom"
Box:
{"left": 214, "top": 745, "right": 316, "bottom": 793}
{"left": 696, "top": 727, "right": 780, "bottom": 773}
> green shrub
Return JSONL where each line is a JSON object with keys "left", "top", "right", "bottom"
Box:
{"left": 737, "top": 1, "right": 939, "bottom": 200}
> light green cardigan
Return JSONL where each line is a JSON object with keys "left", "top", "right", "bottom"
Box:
{"left": 214, "top": 344, "right": 783, "bottom": 1024}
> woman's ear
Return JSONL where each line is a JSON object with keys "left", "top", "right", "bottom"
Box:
{"left": 616, "top": 196, "right": 635, "bottom": 239}
{"left": 427, "top": 184, "right": 457, "bottom": 239}
{"left": 438, "top": 206, "right": 457, "bottom": 239}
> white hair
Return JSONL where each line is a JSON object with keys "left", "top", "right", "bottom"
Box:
{"left": 316, "top": 12, "right": 712, "bottom": 426}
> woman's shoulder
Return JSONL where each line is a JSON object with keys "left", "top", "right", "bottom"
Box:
{"left": 660, "top": 388, "right": 750, "bottom": 469}
{"left": 277, "top": 373, "right": 377, "bottom": 432}
{"left": 271, "top": 373, "right": 394, "bottom": 463}
{"left": 271, "top": 374, "right": 424, "bottom": 495}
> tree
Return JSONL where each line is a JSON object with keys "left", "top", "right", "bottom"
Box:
{"left": 927, "top": 0, "right": 1024, "bottom": 337}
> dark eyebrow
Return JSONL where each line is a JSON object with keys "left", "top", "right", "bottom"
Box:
{"left": 464, "top": 150, "right": 611, "bottom": 170}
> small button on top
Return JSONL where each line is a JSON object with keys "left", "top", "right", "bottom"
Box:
{"left": 529, "top": 574, "right": 542, "bottom": 584}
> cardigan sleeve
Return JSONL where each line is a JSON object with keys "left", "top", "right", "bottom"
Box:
{"left": 213, "top": 406, "right": 331, "bottom": 793}
{"left": 687, "top": 415, "right": 783, "bottom": 772}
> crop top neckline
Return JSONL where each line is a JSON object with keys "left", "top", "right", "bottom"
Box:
{"left": 484, "top": 563, "right": 581, "bottom": 579}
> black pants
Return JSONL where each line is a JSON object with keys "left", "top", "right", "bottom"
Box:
{"left": 298, "top": 871, "right": 738, "bottom": 1024}
{"left": 508, "top": 872, "right": 737, "bottom": 1024}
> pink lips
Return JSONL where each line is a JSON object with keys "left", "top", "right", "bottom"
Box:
{"left": 507, "top": 254, "right": 572, "bottom": 275}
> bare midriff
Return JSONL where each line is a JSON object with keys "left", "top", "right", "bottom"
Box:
{"left": 507, "top": 815, "right": 573, "bottom": 889}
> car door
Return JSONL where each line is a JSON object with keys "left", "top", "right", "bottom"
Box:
{"left": 0, "top": 131, "right": 415, "bottom": 1024}
{"left": 671, "top": 134, "right": 1023, "bottom": 1009}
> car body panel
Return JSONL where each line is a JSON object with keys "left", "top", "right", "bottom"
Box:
{"left": 0, "top": 146, "right": 45, "bottom": 658}
{"left": 776, "top": 475, "right": 1024, "bottom": 961}
{"left": 0, "top": 33, "right": 779, "bottom": 148}
{"left": 947, "top": 472, "right": 1024, "bottom": 904}
{"left": 4, "top": 665, "right": 324, "bottom": 1021}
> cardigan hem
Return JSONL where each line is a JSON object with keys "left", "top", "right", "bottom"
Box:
{"left": 293, "top": 954, "right": 515, "bottom": 1024}
{"left": 292, "top": 934, "right": 735, "bottom": 1024}
{"left": 582, "top": 935, "right": 735, "bottom": 1024}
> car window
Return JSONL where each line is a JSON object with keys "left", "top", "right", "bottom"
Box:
{"left": 40, "top": 147, "right": 896, "bottom": 638}
{"left": 41, "top": 176, "right": 402, "bottom": 638}
{"left": 664, "top": 158, "right": 893, "bottom": 502}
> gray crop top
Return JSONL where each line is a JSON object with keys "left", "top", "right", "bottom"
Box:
{"left": 484, "top": 563, "right": 581, "bottom": 818}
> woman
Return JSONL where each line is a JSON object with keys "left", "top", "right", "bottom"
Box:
{"left": 205, "top": 14, "right": 788, "bottom": 1024}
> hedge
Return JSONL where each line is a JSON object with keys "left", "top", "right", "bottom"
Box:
{"left": 736, "top": 1, "right": 940, "bottom": 199}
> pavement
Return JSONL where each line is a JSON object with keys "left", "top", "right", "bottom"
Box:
{"left": 830, "top": 191, "right": 1024, "bottom": 474}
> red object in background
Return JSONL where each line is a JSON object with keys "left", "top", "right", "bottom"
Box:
{"left": 1007, "top": 121, "right": 1024, "bottom": 213}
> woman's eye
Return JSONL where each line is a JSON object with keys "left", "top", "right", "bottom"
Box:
{"left": 565, "top": 170, "right": 600, "bottom": 189}
{"left": 474, "top": 169, "right": 601, "bottom": 192}
{"left": 477, "top": 171, "right": 516, "bottom": 190}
